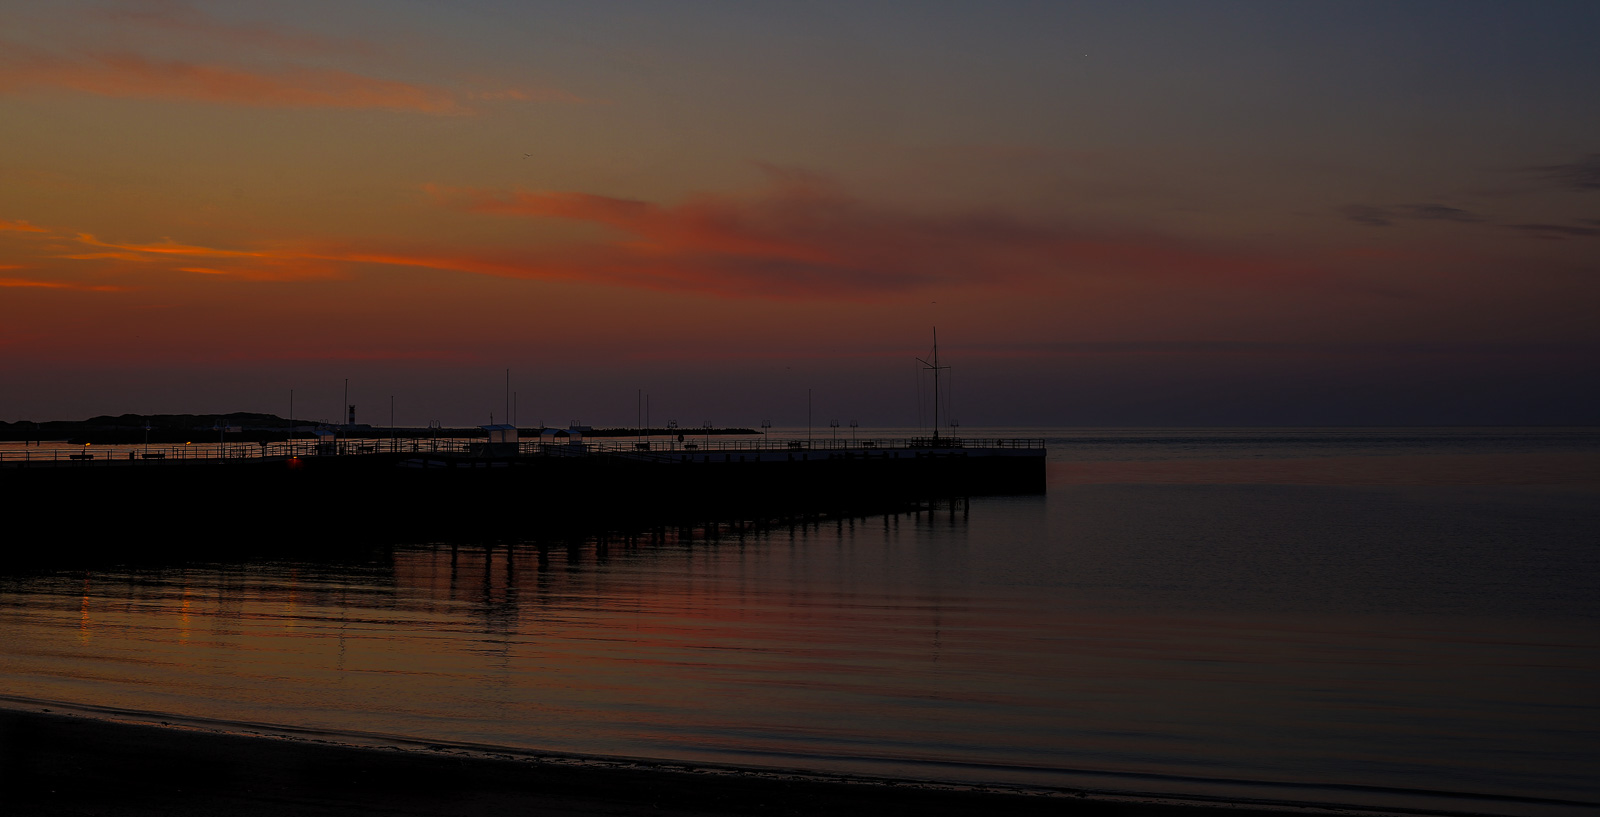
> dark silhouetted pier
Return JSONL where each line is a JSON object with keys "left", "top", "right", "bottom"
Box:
{"left": 2, "top": 436, "right": 1045, "bottom": 552}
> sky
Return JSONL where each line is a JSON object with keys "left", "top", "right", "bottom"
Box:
{"left": 2, "top": 0, "right": 1597, "bottom": 428}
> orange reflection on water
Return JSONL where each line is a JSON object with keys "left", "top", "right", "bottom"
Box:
{"left": 283, "top": 567, "right": 298, "bottom": 633}
{"left": 179, "top": 584, "right": 191, "bottom": 644}
{"left": 76, "top": 574, "right": 91, "bottom": 645}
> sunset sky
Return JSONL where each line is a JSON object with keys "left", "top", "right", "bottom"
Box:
{"left": 3, "top": 1, "right": 1597, "bottom": 427}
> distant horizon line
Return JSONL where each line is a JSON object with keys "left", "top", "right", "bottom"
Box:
{"left": 1, "top": 413, "right": 1595, "bottom": 432}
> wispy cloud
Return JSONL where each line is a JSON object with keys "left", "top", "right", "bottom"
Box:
{"left": 0, "top": 276, "right": 125, "bottom": 292}
{"left": 1340, "top": 203, "right": 1486, "bottom": 227}
{"left": 1396, "top": 204, "right": 1485, "bottom": 222}
{"left": 66, "top": 234, "right": 346, "bottom": 280}
{"left": 65, "top": 233, "right": 534, "bottom": 283}
{"left": 1528, "top": 153, "right": 1600, "bottom": 192}
{"left": 1509, "top": 223, "right": 1600, "bottom": 239}
{"left": 75, "top": 233, "right": 277, "bottom": 259}
{"left": 1340, "top": 205, "right": 1394, "bottom": 227}
{"left": 0, "top": 50, "right": 466, "bottom": 113}
{"left": 59, "top": 251, "right": 159, "bottom": 262}
{"left": 0, "top": 219, "right": 50, "bottom": 233}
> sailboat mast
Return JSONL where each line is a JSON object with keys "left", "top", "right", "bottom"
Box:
{"left": 931, "top": 328, "right": 939, "bottom": 442}
{"left": 917, "top": 328, "right": 949, "bottom": 445}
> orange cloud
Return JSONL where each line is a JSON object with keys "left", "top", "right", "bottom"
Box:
{"left": 59, "top": 251, "right": 159, "bottom": 262}
{"left": 0, "top": 51, "right": 464, "bottom": 114}
{"left": 74, "top": 233, "right": 275, "bottom": 259}
{"left": 62, "top": 234, "right": 345, "bottom": 281}
{"left": 65, "top": 231, "right": 562, "bottom": 283}
{"left": 0, "top": 277, "right": 125, "bottom": 292}
{"left": 0, "top": 219, "right": 49, "bottom": 233}
{"left": 428, "top": 170, "right": 1302, "bottom": 298}
{"left": 47, "top": 169, "right": 1306, "bottom": 301}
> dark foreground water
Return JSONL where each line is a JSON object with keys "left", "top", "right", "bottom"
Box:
{"left": 3, "top": 428, "right": 1597, "bottom": 815}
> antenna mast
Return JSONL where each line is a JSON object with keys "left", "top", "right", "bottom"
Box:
{"left": 915, "top": 327, "right": 949, "bottom": 444}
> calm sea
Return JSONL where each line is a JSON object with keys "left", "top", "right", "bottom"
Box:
{"left": 3, "top": 428, "right": 1597, "bottom": 815}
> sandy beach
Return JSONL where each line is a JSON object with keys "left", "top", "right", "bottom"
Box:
{"left": 0, "top": 706, "right": 1359, "bottom": 817}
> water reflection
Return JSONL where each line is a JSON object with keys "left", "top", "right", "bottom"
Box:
{"left": 2, "top": 488, "right": 1597, "bottom": 817}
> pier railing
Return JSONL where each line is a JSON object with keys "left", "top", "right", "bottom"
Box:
{"left": 539, "top": 437, "right": 1044, "bottom": 454}
{"left": 0, "top": 436, "right": 1044, "bottom": 467}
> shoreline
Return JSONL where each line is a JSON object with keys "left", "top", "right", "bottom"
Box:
{"left": 1, "top": 701, "right": 1574, "bottom": 817}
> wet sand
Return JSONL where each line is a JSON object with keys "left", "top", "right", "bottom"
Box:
{"left": 1, "top": 707, "right": 1344, "bottom": 817}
